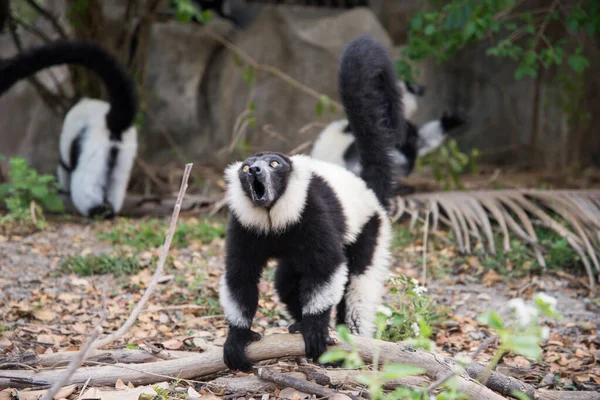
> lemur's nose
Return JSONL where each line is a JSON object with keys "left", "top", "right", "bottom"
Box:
{"left": 249, "top": 165, "right": 262, "bottom": 175}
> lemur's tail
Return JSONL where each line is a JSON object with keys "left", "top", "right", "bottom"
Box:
{"left": 338, "top": 35, "right": 404, "bottom": 210}
{"left": 0, "top": 40, "right": 137, "bottom": 139}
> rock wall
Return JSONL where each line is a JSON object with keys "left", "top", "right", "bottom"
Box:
{"left": 143, "top": 6, "right": 391, "bottom": 168}
{"left": 1, "top": 1, "right": 598, "bottom": 175}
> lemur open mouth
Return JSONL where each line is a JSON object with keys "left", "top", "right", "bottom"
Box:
{"left": 252, "top": 180, "right": 266, "bottom": 199}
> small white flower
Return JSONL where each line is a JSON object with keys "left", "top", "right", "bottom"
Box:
{"left": 411, "top": 322, "right": 420, "bottom": 337}
{"left": 534, "top": 293, "right": 558, "bottom": 312}
{"left": 377, "top": 305, "right": 393, "bottom": 317}
{"left": 507, "top": 298, "right": 538, "bottom": 327}
{"left": 413, "top": 285, "right": 428, "bottom": 296}
{"left": 411, "top": 278, "right": 420, "bottom": 286}
{"left": 541, "top": 326, "right": 550, "bottom": 341}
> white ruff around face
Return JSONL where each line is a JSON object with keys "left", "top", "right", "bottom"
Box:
{"left": 224, "top": 155, "right": 313, "bottom": 234}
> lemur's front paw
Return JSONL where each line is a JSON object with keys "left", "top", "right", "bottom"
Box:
{"left": 440, "top": 111, "right": 468, "bottom": 132}
{"left": 223, "top": 327, "right": 262, "bottom": 372}
{"left": 296, "top": 316, "right": 335, "bottom": 363}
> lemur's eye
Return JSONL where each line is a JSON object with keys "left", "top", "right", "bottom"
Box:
{"left": 270, "top": 161, "right": 279, "bottom": 168}
{"left": 242, "top": 165, "right": 250, "bottom": 173}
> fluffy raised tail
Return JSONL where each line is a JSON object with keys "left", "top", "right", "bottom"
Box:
{"left": 0, "top": 40, "right": 137, "bottom": 139}
{"left": 338, "top": 35, "right": 404, "bottom": 211}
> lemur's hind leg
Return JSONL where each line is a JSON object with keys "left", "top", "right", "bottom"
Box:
{"left": 343, "top": 213, "right": 392, "bottom": 337}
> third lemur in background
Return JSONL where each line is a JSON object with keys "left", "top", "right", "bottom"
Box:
{"left": 219, "top": 34, "right": 401, "bottom": 372}
{"left": 311, "top": 82, "right": 466, "bottom": 180}
{"left": 0, "top": 40, "right": 138, "bottom": 218}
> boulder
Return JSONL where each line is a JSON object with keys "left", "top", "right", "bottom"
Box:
{"left": 142, "top": 5, "right": 392, "bottom": 168}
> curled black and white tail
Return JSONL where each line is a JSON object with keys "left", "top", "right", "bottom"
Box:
{"left": 338, "top": 35, "right": 404, "bottom": 210}
{"left": 0, "top": 40, "right": 138, "bottom": 218}
{"left": 0, "top": 40, "right": 137, "bottom": 138}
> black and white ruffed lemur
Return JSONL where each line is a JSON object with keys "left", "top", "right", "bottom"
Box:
{"left": 219, "top": 34, "right": 403, "bottom": 372}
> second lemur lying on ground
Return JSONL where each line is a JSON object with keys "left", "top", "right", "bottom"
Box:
{"left": 311, "top": 81, "right": 466, "bottom": 179}
{"left": 0, "top": 40, "right": 138, "bottom": 218}
{"left": 219, "top": 34, "right": 402, "bottom": 372}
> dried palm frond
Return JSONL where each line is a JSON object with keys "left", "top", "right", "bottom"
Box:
{"left": 390, "top": 189, "right": 600, "bottom": 290}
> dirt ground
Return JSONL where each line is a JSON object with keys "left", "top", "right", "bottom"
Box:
{"left": 1, "top": 210, "right": 599, "bottom": 398}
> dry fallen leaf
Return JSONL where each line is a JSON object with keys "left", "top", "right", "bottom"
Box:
{"left": 279, "top": 387, "right": 310, "bottom": 400}
{"left": 33, "top": 310, "right": 56, "bottom": 322}
{"left": 162, "top": 339, "right": 184, "bottom": 350}
{"left": 187, "top": 386, "right": 202, "bottom": 399}
{"left": 53, "top": 384, "right": 76, "bottom": 399}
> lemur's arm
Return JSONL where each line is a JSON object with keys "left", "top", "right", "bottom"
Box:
{"left": 220, "top": 217, "right": 267, "bottom": 372}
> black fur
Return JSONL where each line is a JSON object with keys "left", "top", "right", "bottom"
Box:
{"left": 338, "top": 35, "right": 402, "bottom": 210}
{"left": 0, "top": 40, "right": 137, "bottom": 138}
{"left": 440, "top": 111, "right": 467, "bottom": 132}
{"left": 69, "top": 127, "right": 86, "bottom": 172}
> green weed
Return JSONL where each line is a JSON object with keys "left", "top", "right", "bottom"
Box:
{"left": 60, "top": 254, "right": 141, "bottom": 276}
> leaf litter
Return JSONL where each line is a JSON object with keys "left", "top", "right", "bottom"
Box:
{"left": 0, "top": 216, "right": 599, "bottom": 398}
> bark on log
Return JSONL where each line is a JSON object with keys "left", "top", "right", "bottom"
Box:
{"left": 0, "top": 334, "right": 504, "bottom": 399}
{"left": 466, "top": 363, "right": 536, "bottom": 398}
{"left": 535, "top": 391, "right": 600, "bottom": 400}
{"left": 257, "top": 368, "right": 337, "bottom": 398}
{"left": 36, "top": 349, "right": 193, "bottom": 368}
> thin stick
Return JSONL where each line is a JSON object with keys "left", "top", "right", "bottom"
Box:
{"left": 76, "top": 377, "right": 91, "bottom": 400}
{"left": 41, "top": 295, "right": 108, "bottom": 400}
{"left": 422, "top": 207, "right": 430, "bottom": 285}
{"left": 91, "top": 163, "right": 194, "bottom": 350}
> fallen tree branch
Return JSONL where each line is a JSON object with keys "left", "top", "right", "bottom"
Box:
{"left": 256, "top": 367, "right": 336, "bottom": 398}
{"left": 36, "top": 349, "right": 194, "bottom": 368}
{"left": 0, "top": 334, "right": 503, "bottom": 399}
{"left": 90, "top": 163, "right": 193, "bottom": 351}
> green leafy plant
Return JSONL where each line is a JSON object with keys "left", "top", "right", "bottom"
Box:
{"left": 417, "top": 140, "right": 479, "bottom": 190}
{"left": 0, "top": 156, "right": 64, "bottom": 229}
{"left": 379, "top": 274, "right": 447, "bottom": 343}
{"left": 60, "top": 253, "right": 141, "bottom": 276}
{"left": 170, "top": 0, "right": 212, "bottom": 24}
{"left": 396, "top": 0, "right": 599, "bottom": 82}
{"left": 319, "top": 291, "right": 560, "bottom": 400}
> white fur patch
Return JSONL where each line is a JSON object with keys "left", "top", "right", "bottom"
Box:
{"left": 225, "top": 155, "right": 313, "bottom": 234}
{"left": 310, "top": 120, "right": 354, "bottom": 169}
{"left": 302, "top": 263, "right": 349, "bottom": 315}
{"left": 59, "top": 98, "right": 137, "bottom": 216}
{"left": 307, "top": 157, "right": 386, "bottom": 244}
{"left": 417, "top": 120, "right": 445, "bottom": 157}
{"left": 344, "top": 213, "right": 392, "bottom": 337}
{"left": 398, "top": 81, "right": 418, "bottom": 120}
{"left": 219, "top": 273, "right": 251, "bottom": 329}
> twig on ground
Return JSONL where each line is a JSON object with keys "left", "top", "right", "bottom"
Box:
{"left": 422, "top": 206, "right": 430, "bottom": 284}
{"left": 90, "top": 163, "right": 193, "bottom": 351}
{"left": 256, "top": 367, "right": 336, "bottom": 398}
{"left": 76, "top": 377, "right": 91, "bottom": 400}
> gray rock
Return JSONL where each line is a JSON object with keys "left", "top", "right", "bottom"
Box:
{"left": 142, "top": 6, "right": 391, "bottom": 168}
